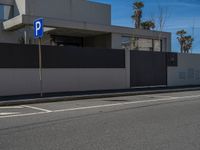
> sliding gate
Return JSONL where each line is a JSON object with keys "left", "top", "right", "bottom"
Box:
{"left": 130, "top": 51, "right": 167, "bottom": 87}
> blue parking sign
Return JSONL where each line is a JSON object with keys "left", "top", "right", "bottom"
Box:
{"left": 34, "top": 18, "right": 44, "bottom": 38}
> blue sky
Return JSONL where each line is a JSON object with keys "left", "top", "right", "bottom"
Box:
{"left": 91, "top": 0, "right": 200, "bottom": 53}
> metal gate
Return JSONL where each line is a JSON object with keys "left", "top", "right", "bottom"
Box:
{"left": 130, "top": 51, "right": 167, "bottom": 87}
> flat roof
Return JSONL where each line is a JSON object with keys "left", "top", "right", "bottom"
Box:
{"left": 3, "top": 14, "right": 171, "bottom": 38}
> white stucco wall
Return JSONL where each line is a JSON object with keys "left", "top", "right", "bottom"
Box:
{"left": 0, "top": 69, "right": 40, "bottom": 96}
{"left": 111, "top": 33, "right": 122, "bottom": 49}
{"left": 24, "top": 0, "right": 111, "bottom": 25}
{"left": 43, "top": 69, "right": 128, "bottom": 93}
{"left": 0, "top": 68, "right": 129, "bottom": 96}
{"left": 168, "top": 53, "right": 200, "bottom": 86}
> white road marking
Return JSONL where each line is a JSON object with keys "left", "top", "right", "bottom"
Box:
{"left": 22, "top": 105, "right": 52, "bottom": 113}
{"left": 53, "top": 96, "right": 179, "bottom": 113}
{"left": 0, "top": 112, "right": 47, "bottom": 118}
{"left": 0, "top": 94, "right": 200, "bottom": 119}
{"left": 0, "top": 112, "right": 20, "bottom": 116}
{"left": 144, "top": 95, "right": 175, "bottom": 98}
{"left": 0, "top": 106, "right": 24, "bottom": 109}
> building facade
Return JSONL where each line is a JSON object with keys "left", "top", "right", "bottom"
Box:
{"left": 0, "top": 0, "right": 171, "bottom": 51}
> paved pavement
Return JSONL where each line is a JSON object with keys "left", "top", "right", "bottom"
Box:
{"left": 1, "top": 90, "right": 200, "bottom": 150}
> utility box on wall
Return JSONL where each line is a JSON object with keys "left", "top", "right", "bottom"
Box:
{"left": 166, "top": 52, "right": 178, "bottom": 67}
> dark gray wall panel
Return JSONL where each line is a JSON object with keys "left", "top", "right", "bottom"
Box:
{"left": 0, "top": 44, "right": 125, "bottom": 68}
{"left": 42, "top": 46, "right": 125, "bottom": 68}
{"left": 0, "top": 44, "right": 38, "bottom": 68}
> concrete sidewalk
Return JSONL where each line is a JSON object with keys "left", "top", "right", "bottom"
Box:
{"left": 0, "top": 86, "right": 200, "bottom": 106}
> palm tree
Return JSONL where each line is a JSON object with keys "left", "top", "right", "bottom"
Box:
{"left": 177, "top": 30, "right": 186, "bottom": 53}
{"left": 132, "top": 1, "right": 144, "bottom": 29}
{"left": 176, "top": 30, "right": 194, "bottom": 53}
{"left": 141, "top": 21, "right": 155, "bottom": 30}
{"left": 183, "top": 36, "right": 194, "bottom": 53}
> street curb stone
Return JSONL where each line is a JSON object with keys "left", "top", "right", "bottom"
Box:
{"left": 0, "top": 87, "right": 200, "bottom": 106}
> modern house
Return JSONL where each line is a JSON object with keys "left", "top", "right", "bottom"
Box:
{"left": 0, "top": 0, "right": 171, "bottom": 51}
{"left": 0, "top": 0, "right": 200, "bottom": 98}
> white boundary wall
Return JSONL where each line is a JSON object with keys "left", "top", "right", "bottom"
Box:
{"left": 0, "top": 68, "right": 129, "bottom": 96}
{"left": 0, "top": 45, "right": 130, "bottom": 97}
{"left": 2, "top": 51, "right": 200, "bottom": 97}
{"left": 168, "top": 53, "right": 200, "bottom": 86}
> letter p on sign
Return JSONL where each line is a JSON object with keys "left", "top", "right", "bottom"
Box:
{"left": 34, "top": 18, "right": 44, "bottom": 38}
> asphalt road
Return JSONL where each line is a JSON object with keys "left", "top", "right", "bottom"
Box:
{"left": 1, "top": 90, "right": 200, "bottom": 150}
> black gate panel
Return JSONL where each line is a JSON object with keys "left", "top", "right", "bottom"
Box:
{"left": 0, "top": 43, "right": 125, "bottom": 68}
{"left": 130, "top": 51, "right": 167, "bottom": 87}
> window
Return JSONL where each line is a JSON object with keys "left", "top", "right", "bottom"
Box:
{"left": 154, "top": 40, "right": 161, "bottom": 52}
{"left": 137, "top": 38, "right": 153, "bottom": 51}
{"left": 0, "top": 4, "right": 13, "bottom": 21}
{"left": 121, "top": 36, "right": 131, "bottom": 50}
{"left": 121, "top": 36, "right": 162, "bottom": 51}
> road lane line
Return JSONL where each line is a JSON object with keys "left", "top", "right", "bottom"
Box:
{"left": 0, "top": 106, "right": 24, "bottom": 109}
{"left": 144, "top": 95, "right": 175, "bottom": 98}
{"left": 0, "top": 112, "right": 20, "bottom": 116}
{"left": 53, "top": 97, "right": 178, "bottom": 112}
{"left": 0, "top": 112, "right": 47, "bottom": 118}
{"left": 0, "top": 94, "right": 200, "bottom": 119}
{"left": 22, "top": 105, "right": 52, "bottom": 113}
{"left": 46, "top": 94, "right": 200, "bottom": 113}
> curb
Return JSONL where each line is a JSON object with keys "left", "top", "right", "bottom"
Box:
{"left": 1, "top": 87, "right": 200, "bottom": 106}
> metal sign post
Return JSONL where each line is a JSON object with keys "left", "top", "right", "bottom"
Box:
{"left": 34, "top": 18, "right": 44, "bottom": 97}
{"left": 38, "top": 38, "right": 43, "bottom": 97}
